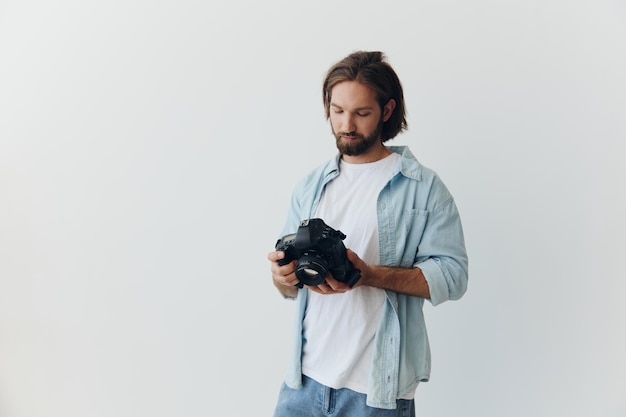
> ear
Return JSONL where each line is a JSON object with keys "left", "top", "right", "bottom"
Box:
{"left": 382, "top": 99, "right": 396, "bottom": 122}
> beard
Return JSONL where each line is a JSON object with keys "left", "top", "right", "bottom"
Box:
{"left": 333, "top": 117, "right": 384, "bottom": 157}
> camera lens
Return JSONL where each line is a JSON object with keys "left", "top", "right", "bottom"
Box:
{"left": 295, "top": 251, "right": 328, "bottom": 286}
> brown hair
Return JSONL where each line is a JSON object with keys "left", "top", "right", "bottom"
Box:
{"left": 323, "top": 51, "right": 408, "bottom": 142}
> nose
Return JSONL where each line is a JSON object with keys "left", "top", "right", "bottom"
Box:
{"left": 340, "top": 113, "right": 356, "bottom": 134}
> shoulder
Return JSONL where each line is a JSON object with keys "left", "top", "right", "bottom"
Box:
{"left": 391, "top": 146, "right": 444, "bottom": 183}
{"left": 292, "top": 154, "right": 339, "bottom": 194}
{"left": 390, "top": 146, "right": 455, "bottom": 206}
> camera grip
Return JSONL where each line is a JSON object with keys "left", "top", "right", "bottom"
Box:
{"left": 276, "top": 257, "right": 292, "bottom": 267}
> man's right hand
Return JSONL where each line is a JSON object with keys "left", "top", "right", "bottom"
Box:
{"left": 267, "top": 251, "right": 300, "bottom": 298}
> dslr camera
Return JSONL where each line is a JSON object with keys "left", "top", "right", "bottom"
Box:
{"left": 275, "top": 218, "right": 361, "bottom": 288}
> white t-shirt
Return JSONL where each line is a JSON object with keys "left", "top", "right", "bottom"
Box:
{"left": 302, "top": 152, "right": 400, "bottom": 394}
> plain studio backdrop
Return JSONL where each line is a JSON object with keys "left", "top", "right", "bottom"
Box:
{"left": 1, "top": 1, "right": 625, "bottom": 416}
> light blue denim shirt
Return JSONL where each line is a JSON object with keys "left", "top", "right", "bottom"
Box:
{"left": 278, "top": 146, "right": 468, "bottom": 410}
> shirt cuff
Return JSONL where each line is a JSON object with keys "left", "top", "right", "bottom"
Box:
{"left": 415, "top": 259, "right": 449, "bottom": 306}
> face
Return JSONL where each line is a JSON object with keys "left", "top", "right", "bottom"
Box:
{"left": 329, "top": 81, "right": 395, "bottom": 162}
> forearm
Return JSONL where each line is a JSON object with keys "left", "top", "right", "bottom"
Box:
{"left": 359, "top": 265, "right": 431, "bottom": 298}
{"left": 273, "top": 277, "right": 299, "bottom": 299}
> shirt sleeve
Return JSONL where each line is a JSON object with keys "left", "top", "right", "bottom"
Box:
{"left": 414, "top": 196, "right": 468, "bottom": 306}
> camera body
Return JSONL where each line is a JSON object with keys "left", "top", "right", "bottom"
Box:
{"left": 275, "top": 218, "right": 361, "bottom": 288}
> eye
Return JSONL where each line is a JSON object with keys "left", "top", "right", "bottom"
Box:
{"left": 356, "top": 112, "right": 371, "bottom": 117}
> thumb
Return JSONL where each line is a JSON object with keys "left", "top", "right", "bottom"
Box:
{"left": 346, "top": 248, "right": 360, "bottom": 264}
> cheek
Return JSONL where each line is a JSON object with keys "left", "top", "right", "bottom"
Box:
{"left": 329, "top": 116, "right": 341, "bottom": 132}
{"left": 360, "top": 119, "right": 378, "bottom": 134}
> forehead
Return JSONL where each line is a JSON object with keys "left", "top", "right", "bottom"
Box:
{"left": 330, "top": 81, "right": 378, "bottom": 109}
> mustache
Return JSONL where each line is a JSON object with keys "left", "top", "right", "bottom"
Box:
{"left": 336, "top": 131, "right": 363, "bottom": 138}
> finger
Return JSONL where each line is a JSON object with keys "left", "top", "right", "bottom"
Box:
{"left": 314, "top": 283, "right": 329, "bottom": 294}
{"left": 305, "top": 285, "right": 324, "bottom": 294}
{"left": 306, "top": 283, "right": 333, "bottom": 294}
{"left": 325, "top": 275, "right": 340, "bottom": 286}
{"left": 267, "top": 251, "right": 285, "bottom": 262}
{"left": 307, "top": 282, "right": 342, "bottom": 295}
{"left": 324, "top": 275, "right": 349, "bottom": 292}
{"left": 345, "top": 248, "right": 360, "bottom": 264}
{"left": 273, "top": 272, "right": 300, "bottom": 287}
{"left": 271, "top": 260, "right": 295, "bottom": 276}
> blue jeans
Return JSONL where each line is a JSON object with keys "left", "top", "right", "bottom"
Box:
{"left": 273, "top": 375, "right": 415, "bottom": 417}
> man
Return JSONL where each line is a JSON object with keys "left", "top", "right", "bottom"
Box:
{"left": 268, "top": 51, "right": 468, "bottom": 416}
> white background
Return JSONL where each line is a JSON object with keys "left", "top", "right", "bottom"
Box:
{"left": 1, "top": 1, "right": 625, "bottom": 416}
